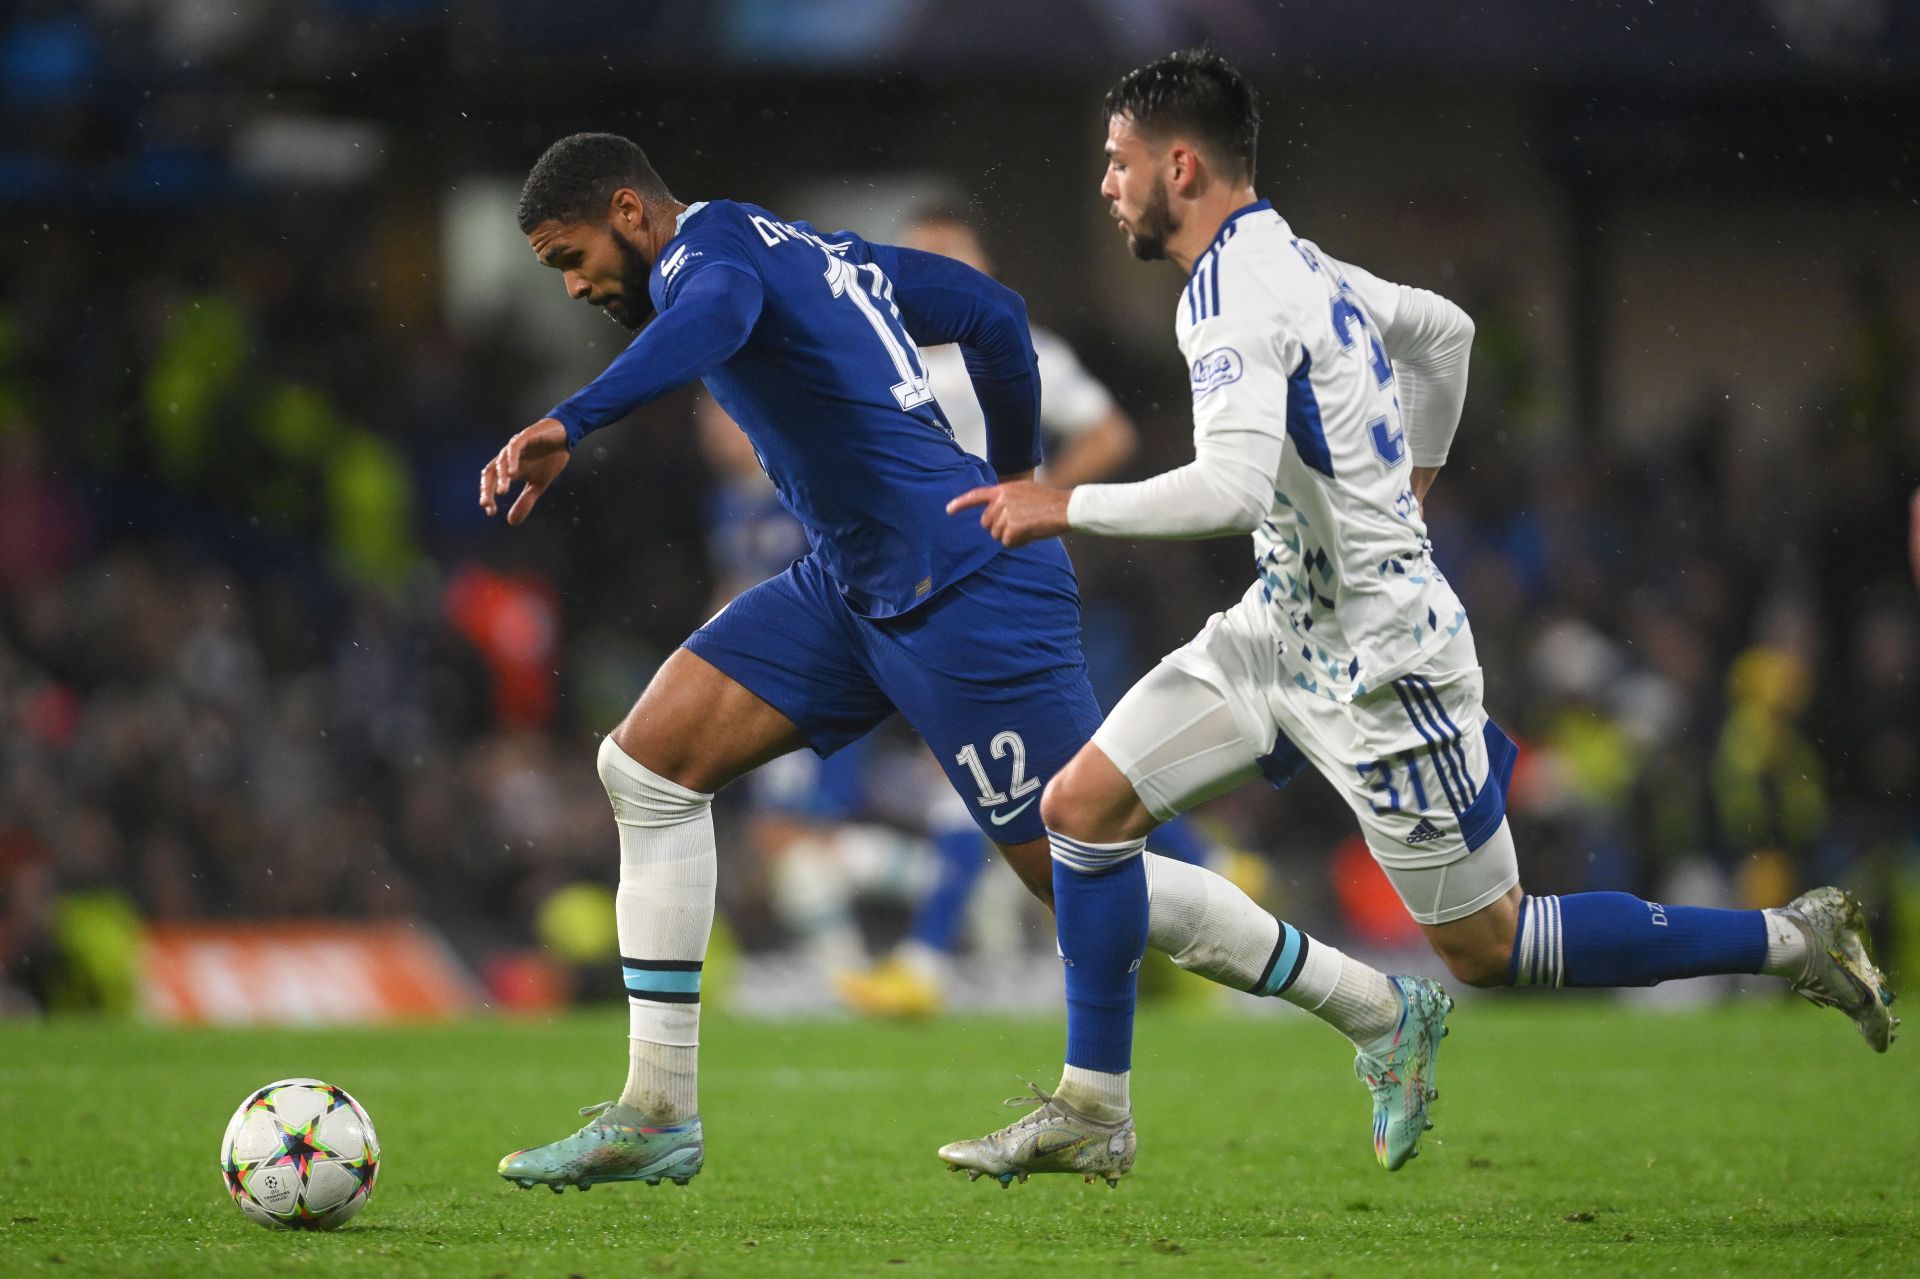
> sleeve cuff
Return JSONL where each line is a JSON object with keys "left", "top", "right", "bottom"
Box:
{"left": 1065, "top": 485, "right": 1094, "bottom": 532}
{"left": 549, "top": 405, "right": 592, "bottom": 450}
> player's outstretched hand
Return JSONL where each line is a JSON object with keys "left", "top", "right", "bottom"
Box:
{"left": 946, "top": 480, "right": 1071, "bottom": 548}
{"left": 480, "top": 418, "right": 570, "bottom": 526}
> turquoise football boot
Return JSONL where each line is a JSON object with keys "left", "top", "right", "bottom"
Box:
{"left": 498, "top": 1101, "right": 703, "bottom": 1192}
{"left": 1353, "top": 975, "right": 1451, "bottom": 1171}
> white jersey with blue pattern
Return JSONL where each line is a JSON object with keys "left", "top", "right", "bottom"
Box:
{"left": 1179, "top": 203, "right": 1466, "bottom": 701}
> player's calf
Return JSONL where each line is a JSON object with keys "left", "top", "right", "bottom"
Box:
{"left": 1420, "top": 889, "right": 1521, "bottom": 989}
{"left": 1431, "top": 862, "right": 1899, "bottom": 1051}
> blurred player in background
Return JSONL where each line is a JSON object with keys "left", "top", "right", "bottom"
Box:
{"left": 482, "top": 132, "right": 1416, "bottom": 1194}
{"left": 941, "top": 47, "right": 1900, "bottom": 1187}
{"left": 699, "top": 397, "right": 929, "bottom": 988}
{"left": 843, "top": 207, "right": 1227, "bottom": 1018}
{"left": 900, "top": 207, "right": 1139, "bottom": 486}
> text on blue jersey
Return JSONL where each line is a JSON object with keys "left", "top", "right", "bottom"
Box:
{"left": 547, "top": 200, "right": 1043, "bottom": 617}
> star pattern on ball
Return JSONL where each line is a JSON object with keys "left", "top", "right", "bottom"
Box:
{"left": 220, "top": 1157, "right": 251, "bottom": 1199}
{"left": 265, "top": 1110, "right": 342, "bottom": 1181}
{"left": 342, "top": 1150, "right": 380, "bottom": 1196}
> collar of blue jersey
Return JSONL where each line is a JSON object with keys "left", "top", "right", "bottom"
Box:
{"left": 674, "top": 201, "right": 710, "bottom": 236}
{"left": 1186, "top": 198, "right": 1274, "bottom": 284}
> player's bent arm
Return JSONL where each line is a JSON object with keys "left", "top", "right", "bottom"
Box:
{"left": 1066, "top": 444, "right": 1273, "bottom": 539}
{"left": 547, "top": 265, "right": 766, "bottom": 449}
{"left": 1067, "top": 314, "right": 1295, "bottom": 539}
{"left": 872, "top": 244, "right": 1041, "bottom": 477}
{"left": 1335, "top": 260, "right": 1473, "bottom": 470}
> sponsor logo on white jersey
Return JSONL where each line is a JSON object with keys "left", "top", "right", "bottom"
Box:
{"left": 1190, "top": 346, "right": 1243, "bottom": 396}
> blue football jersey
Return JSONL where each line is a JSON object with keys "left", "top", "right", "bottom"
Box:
{"left": 668, "top": 200, "right": 1030, "bottom": 616}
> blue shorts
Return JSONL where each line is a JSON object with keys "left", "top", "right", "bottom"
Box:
{"left": 686, "top": 540, "right": 1102, "bottom": 844}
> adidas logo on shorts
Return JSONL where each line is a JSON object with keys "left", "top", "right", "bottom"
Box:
{"left": 1405, "top": 817, "right": 1445, "bottom": 845}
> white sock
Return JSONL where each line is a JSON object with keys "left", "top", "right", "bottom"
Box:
{"left": 624, "top": 1004, "right": 700, "bottom": 1127}
{"left": 1143, "top": 853, "right": 1280, "bottom": 989}
{"left": 1760, "top": 907, "right": 1811, "bottom": 978}
{"left": 1056, "top": 1065, "right": 1130, "bottom": 1123}
{"left": 1141, "top": 851, "right": 1398, "bottom": 1042}
{"left": 597, "top": 737, "right": 715, "bottom": 1125}
{"left": 1283, "top": 942, "right": 1403, "bottom": 1044}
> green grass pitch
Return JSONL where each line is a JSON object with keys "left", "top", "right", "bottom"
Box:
{"left": 0, "top": 998, "right": 1913, "bottom": 1277}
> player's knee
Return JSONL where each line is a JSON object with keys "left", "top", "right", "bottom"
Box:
{"left": 1041, "top": 745, "right": 1158, "bottom": 843}
{"left": 597, "top": 735, "right": 711, "bottom": 823}
{"left": 1038, "top": 773, "right": 1080, "bottom": 834}
{"left": 1040, "top": 762, "right": 1128, "bottom": 841}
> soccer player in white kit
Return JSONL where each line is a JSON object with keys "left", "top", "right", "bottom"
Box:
{"left": 940, "top": 47, "right": 1897, "bottom": 1185}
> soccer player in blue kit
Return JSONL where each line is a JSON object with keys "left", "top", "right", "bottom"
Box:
{"left": 484, "top": 134, "right": 1430, "bottom": 1191}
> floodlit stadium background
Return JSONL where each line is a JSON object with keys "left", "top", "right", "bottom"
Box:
{"left": 2, "top": 0, "right": 1916, "bottom": 1023}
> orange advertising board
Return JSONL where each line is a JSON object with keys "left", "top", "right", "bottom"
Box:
{"left": 142, "top": 919, "right": 480, "bottom": 1025}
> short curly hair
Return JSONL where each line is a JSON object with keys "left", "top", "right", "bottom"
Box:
{"left": 517, "top": 133, "right": 673, "bottom": 233}
{"left": 1102, "top": 47, "right": 1260, "bottom": 181}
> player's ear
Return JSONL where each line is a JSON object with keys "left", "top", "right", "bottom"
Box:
{"left": 610, "top": 186, "right": 645, "bottom": 233}
{"left": 1166, "top": 142, "right": 1200, "bottom": 196}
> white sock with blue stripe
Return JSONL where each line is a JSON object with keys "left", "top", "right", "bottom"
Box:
{"left": 598, "top": 736, "right": 715, "bottom": 1125}
{"left": 1143, "top": 853, "right": 1398, "bottom": 1043}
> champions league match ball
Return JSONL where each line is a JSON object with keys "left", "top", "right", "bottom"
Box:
{"left": 219, "top": 1078, "right": 381, "bottom": 1230}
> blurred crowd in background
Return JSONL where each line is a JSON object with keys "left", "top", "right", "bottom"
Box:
{"left": 3, "top": 0, "right": 1918, "bottom": 1015}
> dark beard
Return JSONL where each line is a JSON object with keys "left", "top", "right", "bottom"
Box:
{"left": 602, "top": 228, "right": 657, "bottom": 331}
{"left": 1125, "top": 178, "right": 1179, "bottom": 262}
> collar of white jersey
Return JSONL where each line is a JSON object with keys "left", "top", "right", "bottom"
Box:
{"left": 1186, "top": 198, "right": 1275, "bottom": 284}
{"left": 674, "top": 201, "right": 711, "bottom": 235}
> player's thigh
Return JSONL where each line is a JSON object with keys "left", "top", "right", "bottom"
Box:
{"left": 1088, "top": 660, "right": 1266, "bottom": 826}
{"left": 1088, "top": 596, "right": 1304, "bottom": 829}
{"left": 868, "top": 544, "right": 1103, "bottom": 847}
{"left": 658, "top": 559, "right": 893, "bottom": 792}
{"left": 610, "top": 647, "right": 807, "bottom": 792}
{"left": 1287, "top": 633, "right": 1522, "bottom": 927}
{"left": 897, "top": 664, "right": 1100, "bottom": 846}
{"left": 1408, "top": 845, "right": 1524, "bottom": 987}
{"left": 1384, "top": 832, "right": 1523, "bottom": 932}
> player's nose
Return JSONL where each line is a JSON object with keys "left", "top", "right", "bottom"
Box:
{"left": 564, "top": 272, "right": 591, "bottom": 301}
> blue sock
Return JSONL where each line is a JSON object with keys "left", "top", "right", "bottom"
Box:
{"left": 904, "top": 823, "right": 989, "bottom": 954}
{"left": 1146, "top": 814, "right": 1212, "bottom": 868}
{"left": 1049, "top": 831, "right": 1150, "bottom": 1073}
{"left": 1508, "top": 892, "right": 1767, "bottom": 987}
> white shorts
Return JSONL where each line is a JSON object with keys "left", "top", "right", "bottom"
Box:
{"left": 1092, "top": 600, "right": 1518, "bottom": 925}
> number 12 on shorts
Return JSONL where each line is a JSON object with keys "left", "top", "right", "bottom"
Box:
{"left": 956, "top": 731, "right": 1042, "bottom": 808}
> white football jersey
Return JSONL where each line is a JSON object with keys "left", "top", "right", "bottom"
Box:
{"left": 920, "top": 326, "right": 1114, "bottom": 463}
{"left": 1169, "top": 201, "right": 1467, "bottom": 702}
